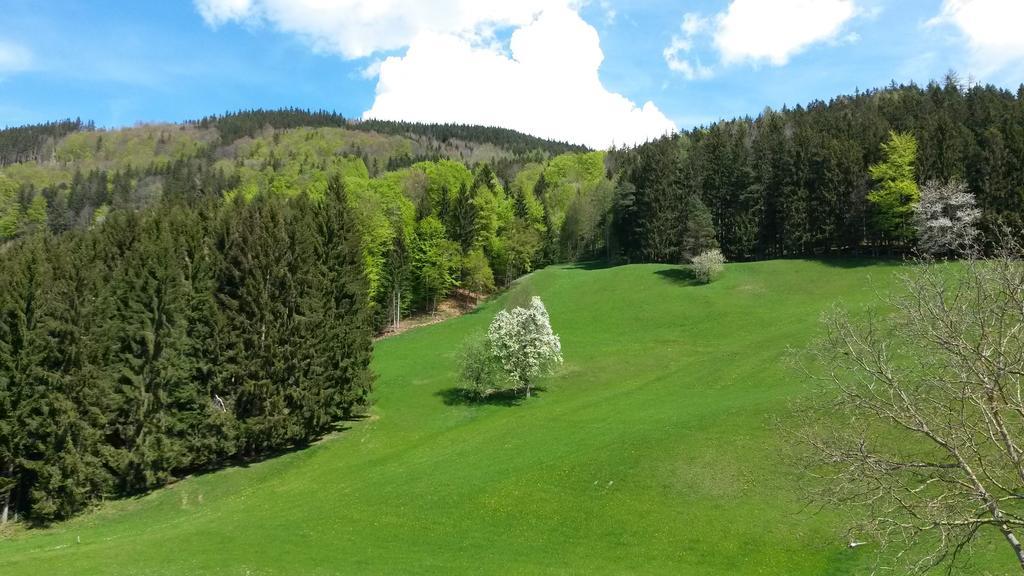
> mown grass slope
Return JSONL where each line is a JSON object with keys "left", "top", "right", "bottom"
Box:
{"left": 0, "top": 260, "right": 1015, "bottom": 574}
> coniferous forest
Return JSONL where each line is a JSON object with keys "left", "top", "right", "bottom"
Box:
{"left": 612, "top": 76, "right": 1024, "bottom": 262}
{"left": 2, "top": 76, "right": 1024, "bottom": 525}
{"left": 0, "top": 179, "right": 372, "bottom": 524}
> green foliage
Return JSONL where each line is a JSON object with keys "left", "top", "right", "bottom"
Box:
{"left": 456, "top": 334, "right": 505, "bottom": 399}
{"left": 682, "top": 196, "right": 718, "bottom": 259}
{"left": 0, "top": 176, "right": 21, "bottom": 239}
{"left": 196, "top": 109, "right": 347, "bottom": 143}
{"left": 461, "top": 249, "right": 495, "bottom": 294}
{"left": 24, "top": 195, "right": 48, "bottom": 233}
{"left": 413, "top": 216, "right": 460, "bottom": 311}
{"left": 541, "top": 151, "right": 606, "bottom": 230}
{"left": 91, "top": 205, "right": 111, "bottom": 227}
{"left": 613, "top": 78, "right": 1024, "bottom": 260}
{"left": 510, "top": 163, "right": 547, "bottom": 232}
{"left": 0, "top": 186, "right": 373, "bottom": 524}
{"left": 0, "top": 119, "right": 87, "bottom": 167}
{"left": 617, "top": 136, "right": 686, "bottom": 262}
{"left": 352, "top": 119, "right": 587, "bottom": 157}
{"left": 868, "top": 131, "right": 920, "bottom": 244}
{"left": 417, "top": 160, "right": 474, "bottom": 217}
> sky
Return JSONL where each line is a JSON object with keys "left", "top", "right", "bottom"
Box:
{"left": 1, "top": 0, "right": 1023, "bottom": 149}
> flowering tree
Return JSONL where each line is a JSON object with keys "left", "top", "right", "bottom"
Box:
{"left": 691, "top": 248, "right": 725, "bottom": 284}
{"left": 487, "top": 297, "right": 562, "bottom": 398}
{"left": 914, "top": 179, "right": 981, "bottom": 257}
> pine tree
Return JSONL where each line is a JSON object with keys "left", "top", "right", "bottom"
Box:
{"left": 163, "top": 204, "right": 238, "bottom": 470}
{"left": 0, "top": 237, "right": 49, "bottom": 524}
{"left": 97, "top": 210, "right": 195, "bottom": 492}
{"left": 216, "top": 194, "right": 299, "bottom": 454}
{"left": 448, "top": 183, "right": 480, "bottom": 253}
{"left": 21, "top": 232, "right": 114, "bottom": 521}
{"left": 624, "top": 136, "right": 685, "bottom": 262}
{"left": 310, "top": 177, "right": 374, "bottom": 418}
{"left": 682, "top": 195, "right": 718, "bottom": 260}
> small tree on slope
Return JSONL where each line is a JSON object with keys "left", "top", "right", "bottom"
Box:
{"left": 488, "top": 297, "right": 562, "bottom": 398}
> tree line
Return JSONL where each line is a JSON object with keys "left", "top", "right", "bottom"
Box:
{"left": 611, "top": 76, "right": 1024, "bottom": 262}
{"left": 0, "top": 119, "right": 92, "bottom": 167}
{"left": 5, "top": 77, "right": 1024, "bottom": 339}
{"left": 0, "top": 178, "right": 373, "bottom": 525}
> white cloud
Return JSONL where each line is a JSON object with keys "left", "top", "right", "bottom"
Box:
{"left": 664, "top": 0, "right": 857, "bottom": 79}
{"left": 364, "top": 6, "right": 675, "bottom": 148}
{"left": 196, "top": 0, "right": 676, "bottom": 148}
{"left": 664, "top": 14, "right": 713, "bottom": 80}
{"left": 195, "top": 0, "right": 562, "bottom": 59}
{"left": 928, "top": 0, "right": 1024, "bottom": 76}
{"left": 714, "top": 0, "right": 856, "bottom": 66}
{"left": 0, "top": 40, "right": 32, "bottom": 74}
{"left": 196, "top": 0, "right": 253, "bottom": 25}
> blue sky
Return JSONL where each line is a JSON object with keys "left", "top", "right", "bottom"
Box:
{"left": 1, "top": 0, "right": 1022, "bottom": 148}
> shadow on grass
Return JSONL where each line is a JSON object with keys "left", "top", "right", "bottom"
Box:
{"left": 817, "top": 256, "right": 906, "bottom": 269}
{"left": 435, "top": 386, "right": 547, "bottom": 407}
{"left": 654, "top": 266, "right": 703, "bottom": 286}
{"left": 566, "top": 260, "right": 617, "bottom": 271}
{"left": 155, "top": 413, "right": 368, "bottom": 484}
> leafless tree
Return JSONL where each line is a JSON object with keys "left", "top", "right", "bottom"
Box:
{"left": 796, "top": 235, "right": 1024, "bottom": 574}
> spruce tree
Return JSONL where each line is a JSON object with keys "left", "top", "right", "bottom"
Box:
{"left": 216, "top": 194, "right": 299, "bottom": 454}
{"left": 682, "top": 196, "right": 718, "bottom": 260}
{"left": 21, "top": 232, "right": 113, "bottom": 521}
{"left": 311, "top": 176, "right": 374, "bottom": 419}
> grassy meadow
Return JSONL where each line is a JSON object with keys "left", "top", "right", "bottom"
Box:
{"left": 1, "top": 260, "right": 1016, "bottom": 574}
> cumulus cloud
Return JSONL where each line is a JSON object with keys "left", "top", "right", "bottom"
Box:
{"left": 365, "top": 6, "right": 675, "bottom": 148}
{"left": 663, "top": 14, "right": 713, "bottom": 80}
{"left": 195, "top": 0, "right": 676, "bottom": 149}
{"left": 665, "top": 0, "right": 857, "bottom": 77}
{"left": 195, "top": 0, "right": 559, "bottom": 59}
{"left": 0, "top": 40, "right": 32, "bottom": 75}
{"left": 714, "top": 0, "right": 856, "bottom": 66}
{"left": 928, "top": 0, "right": 1024, "bottom": 77}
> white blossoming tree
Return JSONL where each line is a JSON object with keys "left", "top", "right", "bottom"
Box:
{"left": 914, "top": 179, "right": 981, "bottom": 257}
{"left": 487, "top": 296, "right": 562, "bottom": 398}
{"left": 691, "top": 248, "right": 725, "bottom": 284}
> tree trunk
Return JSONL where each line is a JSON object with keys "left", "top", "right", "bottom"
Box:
{"left": 395, "top": 288, "right": 401, "bottom": 332}
{"left": 1, "top": 461, "right": 12, "bottom": 525}
{"left": 525, "top": 383, "right": 531, "bottom": 398}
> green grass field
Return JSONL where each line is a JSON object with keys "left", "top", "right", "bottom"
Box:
{"left": 0, "top": 260, "right": 1016, "bottom": 574}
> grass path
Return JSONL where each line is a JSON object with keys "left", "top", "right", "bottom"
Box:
{"left": 0, "top": 260, "right": 1015, "bottom": 574}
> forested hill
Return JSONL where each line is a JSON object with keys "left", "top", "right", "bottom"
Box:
{"left": 0, "top": 109, "right": 585, "bottom": 171}
{"left": 0, "top": 110, "right": 603, "bottom": 525}
{"left": 0, "top": 107, "right": 612, "bottom": 333}
{"left": 611, "top": 76, "right": 1024, "bottom": 262}
{"left": 4, "top": 76, "right": 1024, "bottom": 527}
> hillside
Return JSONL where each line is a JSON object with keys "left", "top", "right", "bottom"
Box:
{"left": 1, "top": 260, "right": 1015, "bottom": 574}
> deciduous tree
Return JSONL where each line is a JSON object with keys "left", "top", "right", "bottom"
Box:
{"left": 487, "top": 297, "right": 562, "bottom": 398}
